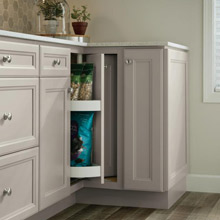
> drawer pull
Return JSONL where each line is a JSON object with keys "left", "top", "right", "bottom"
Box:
{"left": 68, "top": 87, "right": 74, "bottom": 94}
{"left": 3, "top": 188, "right": 12, "bottom": 196}
{"left": 3, "top": 55, "right": 12, "bottom": 63}
{"left": 53, "top": 59, "right": 61, "bottom": 66}
{"left": 3, "top": 113, "right": 12, "bottom": 121}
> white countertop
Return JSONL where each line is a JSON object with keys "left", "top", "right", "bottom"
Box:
{"left": 0, "top": 30, "right": 189, "bottom": 50}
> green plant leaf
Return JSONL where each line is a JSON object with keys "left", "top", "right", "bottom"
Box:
{"left": 71, "top": 5, "right": 91, "bottom": 22}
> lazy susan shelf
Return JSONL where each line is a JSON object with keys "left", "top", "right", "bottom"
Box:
{"left": 70, "top": 165, "right": 101, "bottom": 178}
{"left": 71, "top": 100, "right": 101, "bottom": 112}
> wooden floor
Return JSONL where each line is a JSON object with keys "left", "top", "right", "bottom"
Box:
{"left": 49, "top": 192, "right": 220, "bottom": 220}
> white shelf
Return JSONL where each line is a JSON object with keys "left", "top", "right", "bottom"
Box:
{"left": 70, "top": 165, "right": 101, "bottom": 178}
{"left": 71, "top": 100, "right": 101, "bottom": 112}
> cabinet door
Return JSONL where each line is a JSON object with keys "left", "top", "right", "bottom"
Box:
{"left": 86, "top": 54, "right": 105, "bottom": 184}
{"left": 124, "top": 49, "right": 164, "bottom": 192}
{"left": 40, "top": 78, "right": 70, "bottom": 210}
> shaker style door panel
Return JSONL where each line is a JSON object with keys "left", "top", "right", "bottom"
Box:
{"left": 0, "top": 41, "right": 39, "bottom": 77}
{"left": 40, "top": 78, "right": 70, "bottom": 210}
{"left": 40, "top": 46, "right": 70, "bottom": 77}
{"left": 0, "top": 78, "right": 39, "bottom": 156}
{"left": 124, "top": 49, "right": 164, "bottom": 192}
{"left": 0, "top": 148, "right": 39, "bottom": 220}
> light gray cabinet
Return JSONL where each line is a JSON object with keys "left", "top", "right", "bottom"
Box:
{"left": 0, "top": 35, "right": 188, "bottom": 218}
{"left": 40, "top": 77, "right": 70, "bottom": 210}
{"left": 124, "top": 49, "right": 164, "bottom": 192}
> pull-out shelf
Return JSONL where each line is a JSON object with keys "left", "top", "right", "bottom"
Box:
{"left": 70, "top": 165, "right": 101, "bottom": 178}
{"left": 71, "top": 100, "right": 101, "bottom": 112}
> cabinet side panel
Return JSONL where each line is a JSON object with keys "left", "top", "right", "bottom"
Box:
{"left": 166, "top": 49, "right": 188, "bottom": 190}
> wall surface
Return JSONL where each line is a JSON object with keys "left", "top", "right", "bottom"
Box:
{"left": 68, "top": 0, "right": 220, "bottom": 192}
{"left": 0, "top": 0, "right": 35, "bottom": 33}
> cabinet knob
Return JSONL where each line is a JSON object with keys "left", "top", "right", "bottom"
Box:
{"left": 53, "top": 59, "right": 61, "bottom": 66}
{"left": 3, "top": 113, "right": 12, "bottom": 121}
{"left": 8, "top": 113, "right": 12, "bottom": 121}
{"left": 3, "top": 188, "right": 12, "bottom": 196}
{"left": 68, "top": 87, "right": 74, "bottom": 94}
{"left": 125, "top": 59, "right": 133, "bottom": 65}
{"left": 3, "top": 55, "right": 12, "bottom": 63}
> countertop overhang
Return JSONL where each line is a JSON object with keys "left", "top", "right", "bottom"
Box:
{"left": 0, "top": 30, "right": 189, "bottom": 51}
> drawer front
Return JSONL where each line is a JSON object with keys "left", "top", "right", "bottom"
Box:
{"left": 0, "top": 78, "right": 39, "bottom": 156}
{"left": 0, "top": 148, "right": 38, "bottom": 220}
{"left": 0, "top": 41, "right": 39, "bottom": 77}
{"left": 40, "top": 46, "right": 70, "bottom": 77}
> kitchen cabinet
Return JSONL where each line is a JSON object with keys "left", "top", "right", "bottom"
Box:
{"left": 39, "top": 77, "right": 70, "bottom": 210}
{"left": 0, "top": 32, "right": 189, "bottom": 218}
{"left": 76, "top": 47, "right": 188, "bottom": 210}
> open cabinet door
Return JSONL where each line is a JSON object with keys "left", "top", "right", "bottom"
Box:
{"left": 87, "top": 54, "right": 105, "bottom": 184}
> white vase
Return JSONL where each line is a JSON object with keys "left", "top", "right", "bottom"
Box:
{"left": 44, "top": 20, "right": 58, "bottom": 35}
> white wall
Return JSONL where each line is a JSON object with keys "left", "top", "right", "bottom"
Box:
{"left": 68, "top": 0, "right": 220, "bottom": 192}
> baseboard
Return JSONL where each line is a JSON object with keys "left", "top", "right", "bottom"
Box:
{"left": 76, "top": 177, "right": 186, "bottom": 209}
{"left": 187, "top": 174, "right": 220, "bottom": 193}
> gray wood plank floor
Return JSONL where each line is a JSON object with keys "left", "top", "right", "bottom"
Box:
{"left": 49, "top": 192, "right": 220, "bottom": 220}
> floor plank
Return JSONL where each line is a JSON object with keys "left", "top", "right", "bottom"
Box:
{"left": 186, "top": 193, "right": 220, "bottom": 220}
{"left": 106, "top": 207, "right": 139, "bottom": 220}
{"left": 48, "top": 204, "right": 89, "bottom": 220}
{"left": 66, "top": 205, "right": 120, "bottom": 220}
{"left": 207, "top": 198, "right": 220, "bottom": 220}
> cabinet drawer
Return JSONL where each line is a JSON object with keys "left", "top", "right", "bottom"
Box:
{"left": 40, "top": 46, "right": 70, "bottom": 77}
{"left": 0, "top": 78, "right": 39, "bottom": 156}
{"left": 0, "top": 41, "right": 39, "bottom": 77}
{"left": 0, "top": 148, "right": 39, "bottom": 220}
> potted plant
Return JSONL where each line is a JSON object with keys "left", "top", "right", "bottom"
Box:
{"left": 37, "top": 0, "right": 63, "bottom": 34}
{"left": 71, "top": 5, "right": 91, "bottom": 35}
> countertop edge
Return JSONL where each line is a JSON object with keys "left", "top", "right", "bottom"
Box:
{"left": 0, "top": 30, "right": 189, "bottom": 50}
